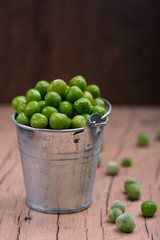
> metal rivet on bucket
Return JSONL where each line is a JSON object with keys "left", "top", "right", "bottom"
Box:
{"left": 12, "top": 98, "right": 112, "bottom": 213}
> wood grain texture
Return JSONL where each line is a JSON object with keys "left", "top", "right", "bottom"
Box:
{"left": 0, "top": 0, "right": 160, "bottom": 104}
{"left": 0, "top": 105, "right": 160, "bottom": 240}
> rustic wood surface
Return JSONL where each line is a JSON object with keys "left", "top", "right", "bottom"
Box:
{"left": 0, "top": 105, "right": 160, "bottom": 240}
{"left": 0, "top": 0, "right": 160, "bottom": 105}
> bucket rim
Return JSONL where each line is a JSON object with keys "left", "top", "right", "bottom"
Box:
{"left": 12, "top": 98, "right": 112, "bottom": 133}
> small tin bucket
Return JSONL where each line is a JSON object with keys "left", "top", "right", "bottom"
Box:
{"left": 12, "top": 99, "right": 112, "bottom": 213}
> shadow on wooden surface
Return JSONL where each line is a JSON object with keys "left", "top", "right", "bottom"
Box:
{"left": 0, "top": 0, "right": 160, "bottom": 104}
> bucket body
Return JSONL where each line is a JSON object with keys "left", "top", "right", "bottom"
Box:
{"left": 12, "top": 99, "right": 111, "bottom": 213}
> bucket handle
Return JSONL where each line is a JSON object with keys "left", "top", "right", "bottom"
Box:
{"left": 88, "top": 99, "right": 112, "bottom": 127}
{"left": 101, "top": 98, "right": 112, "bottom": 121}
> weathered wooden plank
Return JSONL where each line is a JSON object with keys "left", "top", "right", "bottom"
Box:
{"left": 0, "top": 105, "right": 160, "bottom": 240}
{"left": 0, "top": 0, "right": 160, "bottom": 105}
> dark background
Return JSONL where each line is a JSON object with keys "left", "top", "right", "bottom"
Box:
{"left": 0, "top": 0, "right": 160, "bottom": 105}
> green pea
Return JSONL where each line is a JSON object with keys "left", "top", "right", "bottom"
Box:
{"left": 35, "top": 80, "right": 50, "bottom": 97}
{"left": 45, "top": 91, "right": 61, "bottom": 108}
{"left": 97, "top": 154, "right": 102, "bottom": 167}
{"left": 106, "top": 161, "right": 120, "bottom": 175}
{"left": 65, "top": 86, "right": 83, "bottom": 103}
{"left": 124, "top": 178, "right": 140, "bottom": 191}
{"left": 16, "top": 103, "right": 26, "bottom": 114}
{"left": 86, "top": 84, "right": 100, "bottom": 98}
{"left": 116, "top": 213, "right": 136, "bottom": 233}
{"left": 108, "top": 208, "right": 122, "bottom": 223}
{"left": 69, "top": 75, "right": 87, "bottom": 91}
{"left": 137, "top": 133, "right": 149, "bottom": 146}
{"left": 58, "top": 101, "right": 73, "bottom": 118}
{"left": 16, "top": 112, "right": 30, "bottom": 126}
{"left": 82, "top": 114, "right": 90, "bottom": 120}
{"left": 71, "top": 115, "right": 86, "bottom": 129}
{"left": 49, "top": 112, "right": 68, "bottom": 130}
{"left": 47, "top": 79, "right": 67, "bottom": 97}
{"left": 156, "top": 129, "right": 160, "bottom": 140}
{"left": 38, "top": 100, "right": 46, "bottom": 112}
{"left": 26, "top": 88, "right": 41, "bottom": 103}
{"left": 74, "top": 98, "right": 92, "bottom": 115}
{"left": 30, "top": 113, "right": 48, "bottom": 128}
{"left": 121, "top": 157, "right": 132, "bottom": 167}
{"left": 66, "top": 118, "right": 72, "bottom": 129}
{"left": 111, "top": 200, "right": 125, "bottom": 213}
{"left": 61, "top": 85, "right": 70, "bottom": 100}
{"left": 101, "top": 141, "right": 104, "bottom": 151}
{"left": 41, "top": 106, "right": 58, "bottom": 119}
{"left": 91, "top": 105, "right": 106, "bottom": 117}
{"left": 83, "top": 91, "right": 93, "bottom": 103}
{"left": 126, "top": 183, "right": 141, "bottom": 200}
{"left": 92, "top": 98, "right": 106, "bottom": 108}
{"left": 25, "top": 101, "right": 40, "bottom": 118}
{"left": 12, "top": 96, "right": 26, "bottom": 111}
{"left": 141, "top": 201, "right": 157, "bottom": 217}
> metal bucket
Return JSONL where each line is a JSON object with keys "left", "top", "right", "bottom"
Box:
{"left": 12, "top": 99, "right": 112, "bottom": 213}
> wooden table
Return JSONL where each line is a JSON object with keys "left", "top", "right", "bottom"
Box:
{"left": 0, "top": 105, "right": 160, "bottom": 240}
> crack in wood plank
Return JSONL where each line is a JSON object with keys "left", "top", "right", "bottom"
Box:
{"left": 84, "top": 217, "right": 87, "bottom": 228}
{"left": 151, "top": 233, "right": 154, "bottom": 240}
{"left": 84, "top": 209, "right": 88, "bottom": 228}
{"left": 86, "top": 228, "right": 88, "bottom": 240}
{"left": 106, "top": 177, "right": 114, "bottom": 214}
{"left": 145, "top": 218, "right": 150, "bottom": 238}
{"left": 24, "top": 208, "right": 32, "bottom": 222}
{"left": 0, "top": 216, "right": 2, "bottom": 226}
{"left": 100, "top": 209, "right": 105, "bottom": 240}
{"left": 17, "top": 211, "right": 22, "bottom": 240}
{"left": 155, "top": 160, "right": 160, "bottom": 181}
{"left": 56, "top": 214, "right": 60, "bottom": 240}
{"left": 84, "top": 209, "right": 88, "bottom": 240}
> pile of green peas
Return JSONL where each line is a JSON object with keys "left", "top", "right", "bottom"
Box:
{"left": 12, "top": 76, "right": 107, "bottom": 130}
{"left": 107, "top": 200, "right": 136, "bottom": 233}
{"left": 124, "top": 178, "right": 141, "bottom": 200}
{"left": 108, "top": 198, "right": 157, "bottom": 233}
